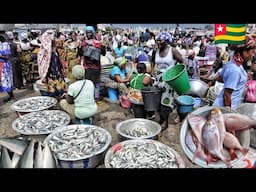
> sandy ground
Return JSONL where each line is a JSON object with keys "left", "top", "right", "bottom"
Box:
{"left": 0, "top": 88, "right": 199, "bottom": 168}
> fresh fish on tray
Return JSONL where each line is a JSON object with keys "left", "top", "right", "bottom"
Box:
{"left": 44, "top": 125, "right": 112, "bottom": 161}
{"left": 11, "top": 96, "right": 57, "bottom": 112}
{"left": 107, "top": 140, "right": 184, "bottom": 168}
{"left": 12, "top": 110, "right": 70, "bottom": 135}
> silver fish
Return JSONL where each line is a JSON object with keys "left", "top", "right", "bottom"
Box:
{"left": 42, "top": 142, "right": 57, "bottom": 168}
{"left": 18, "top": 140, "right": 35, "bottom": 168}
{"left": 108, "top": 141, "right": 181, "bottom": 168}
{"left": 45, "top": 125, "right": 111, "bottom": 161}
{"left": 0, "top": 138, "right": 27, "bottom": 155}
{"left": 11, "top": 153, "right": 20, "bottom": 168}
{"left": 11, "top": 96, "right": 57, "bottom": 112}
{"left": 125, "top": 126, "right": 153, "bottom": 138}
{"left": 12, "top": 110, "right": 70, "bottom": 135}
{"left": 34, "top": 141, "right": 44, "bottom": 168}
{"left": 0, "top": 147, "right": 12, "bottom": 168}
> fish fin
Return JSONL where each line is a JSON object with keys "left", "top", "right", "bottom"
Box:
{"left": 241, "top": 148, "right": 249, "bottom": 156}
{"left": 229, "top": 149, "right": 238, "bottom": 160}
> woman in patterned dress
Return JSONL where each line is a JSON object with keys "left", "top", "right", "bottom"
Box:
{"left": 0, "top": 33, "right": 15, "bottom": 102}
{"left": 38, "top": 30, "right": 66, "bottom": 99}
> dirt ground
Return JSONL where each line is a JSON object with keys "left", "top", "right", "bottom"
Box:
{"left": 0, "top": 88, "right": 199, "bottom": 168}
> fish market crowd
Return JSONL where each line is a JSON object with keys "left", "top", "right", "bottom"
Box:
{"left": 1, "top": 24, "right": 256, "bottom": 168}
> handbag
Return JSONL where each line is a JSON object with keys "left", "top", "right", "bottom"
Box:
{"left": 83, "top": 45, "right": 101, "bottom": 61}
{"left": 127, "top": 74, "right": 143, "bottom": 104}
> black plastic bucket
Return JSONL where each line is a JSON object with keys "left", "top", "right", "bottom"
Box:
{"left": 141, "top": 87, "right": 162, "bottom": 111}
{"left": 132, "top": 104, "right": 146, "bottom": 118}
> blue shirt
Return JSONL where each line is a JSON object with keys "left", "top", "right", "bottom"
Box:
{"left": 111, "top": 66, "right": 127, "bottom": 80}
{"left": 114, "top": 47, "right": 125, "bottom": 58}
{"left": 213, "top": 60, "right": 247, "bottom": 108}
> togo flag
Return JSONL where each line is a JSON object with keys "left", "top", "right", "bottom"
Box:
{"left": 214, "top": 24, "right": 247, "bottom": 45}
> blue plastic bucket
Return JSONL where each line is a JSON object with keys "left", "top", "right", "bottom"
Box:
{"left": 108, "top": 88, "right": 118, "bottom": 101}
{"left": 176, "top": 95, "right": 195, "bottom": 113}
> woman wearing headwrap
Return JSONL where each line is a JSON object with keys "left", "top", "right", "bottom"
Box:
{"left": 105, "top": 57, "right": 131, "bottom": 97}
{"left": 151, "top": 31, "right": 184, "bottom": 130}
{"left": 59, "top": 65, "right": 97, "bottom": 121}
{"left": 213, "top": 35, "right": 256, "bottom": 108}
{"left": 81, "top": 25, "right": 106, "bottom": 102}
{"left": 0, "top": 33, "right": 15, "bottom": 102}
{"left": 38, "top": 30, "right": 66, "bottom": 98}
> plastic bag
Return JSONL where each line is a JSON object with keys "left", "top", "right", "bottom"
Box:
{"left": 161, "top": 88, "right": 174, "bottom": 108}
{"left": 245, "top": 80, "right": 256, "bottom": 102}
{"left": 119, "top": 95, "right": 131, "bottom": 109}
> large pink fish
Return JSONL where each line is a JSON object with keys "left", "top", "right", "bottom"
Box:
{"left": 209, "top": 108, "right": 226, "bottom": 152}
{"left": 202, "top": 119, "right": 231, "bottom": 168}
{"left": 224, "top": 132, "right": 249, "bottom": 158}
{"left": 187, "top": 114, "right": 206, "bottom": 145}
{"left": 185, "top": 129, "right": 208, "bottom": 162}
{"left": 223, "top": 113, "right": 256, "bottom": 132}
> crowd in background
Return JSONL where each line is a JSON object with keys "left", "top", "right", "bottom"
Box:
{"left": 1, "top": 24, "right": 256, "bottom": 125}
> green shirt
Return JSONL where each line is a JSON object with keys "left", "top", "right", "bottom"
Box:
{"left": 130, "top": 74, "right": 146, "bottom": 90}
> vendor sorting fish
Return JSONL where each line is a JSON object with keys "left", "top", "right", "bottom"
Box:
{"left": 186, "top": 108, "right": 252, "bottom": 167}
{"left": 2, "top": 23, "right": 256, "bottom": 168}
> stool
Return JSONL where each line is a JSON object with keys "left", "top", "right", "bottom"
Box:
{"left": 107, "top": 88, "right": 118, "bottom": 102}
{"left": 76, "top": 117, "right": 93, "bottom": 125}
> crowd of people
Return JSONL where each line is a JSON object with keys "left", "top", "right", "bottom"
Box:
{"left": 1, "top": 24, "right": 256, "bottom": 130}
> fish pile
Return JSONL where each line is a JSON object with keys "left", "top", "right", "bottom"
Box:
{"left": 185, "top": 108, "right": 252, "bottom": 168}
{"left": 107, "top": 140, "right": 182, "bottom": 168}
{"left": 12, "top": 110, "right": 70, "bottom": 135}
{"left": 0, "top": 138, "right": 57, "bottom": 168}
{"left": 45, "top": 125, "right": 111, "bottom": 161}
{"left": 11, "top": 96, "right": 57, "bottom": 112}
{"left": 124, "top": 126, "right": 153, "bottom": 138}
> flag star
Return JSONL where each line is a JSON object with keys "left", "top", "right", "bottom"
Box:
{"left": 217, "top": 25, "right": 224, "bottom": 32}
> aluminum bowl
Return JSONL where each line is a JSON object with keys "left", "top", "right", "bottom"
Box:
{"left": 104, "top": 139, "right": 185, "bottom": 168}
{"left": 180, "top": 106, "right": 250, "bottom": 168}
{"left": 116, "top": 118, "right": 161, "bottom": 141}
{"left": 187, "top": 79, "right": 209, "bottom": 98}
{"left": 44, "top": 125, "right": 112, "bottom": 168}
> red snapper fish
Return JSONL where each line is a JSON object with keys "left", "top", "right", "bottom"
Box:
{"left": 185, "top": 129, "right": 208, "bottom": 162}
{"left": 202, "top": 119, "right": 231, "bottom": 168}
{"left": 209, "top": 108, "right": 226, "bottom": 152}
{"left": 224, "top": 132, "right": 249, "bottom": 159}
{"left": 223, "top": 113, "right": 256, "bottom": 132}
{"left": 187, "top": 114, "right": 206, "bottom": 145}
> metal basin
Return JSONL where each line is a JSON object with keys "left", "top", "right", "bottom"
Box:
{"left": 180, "top": 106, "right": 250, "bottom": 168}
{"left": 116, "top": 118, "right": 161, "bottom": 141}
{"left": 187, "top": 79, "right": 209, "bottom": 98}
